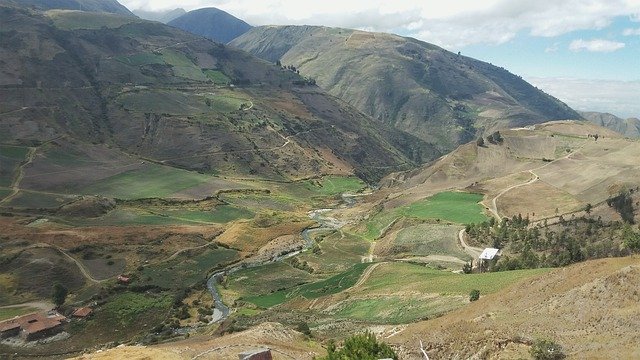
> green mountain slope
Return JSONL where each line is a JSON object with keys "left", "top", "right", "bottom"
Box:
{"left": 231, "top": 26, "right": 582, "bottom": 154}
{"left": 168, "top": 7, "right": 252, "bottom": 44}
{"left": 0, "top": 0, "right": 135, "bottom": 16}
{"left": 0, "top": 6, "right": 424, "bottom": 183}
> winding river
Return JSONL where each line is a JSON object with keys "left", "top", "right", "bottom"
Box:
{"left": 206, "top": 200, "right": 353, "bottom": 323}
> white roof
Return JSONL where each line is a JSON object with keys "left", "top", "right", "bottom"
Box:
{"left": 479, "top": 248, "right": 500, "bottom": 260}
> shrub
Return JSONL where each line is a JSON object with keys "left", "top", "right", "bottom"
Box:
{"left": 469, "top": 289, "right": 480, "bottom": 301}
{"left": 317, "top": 331, "right": 397, "bottom": 360}
{"left": 529, "top": 338, "right": 566, "bottom": 360}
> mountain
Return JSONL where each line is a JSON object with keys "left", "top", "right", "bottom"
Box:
{"left": 133, "top": 7, "right": 186, "bottom": 23}
{"left": 231, "top": 26, "right": 582, "bottom": 155}
{"left": 580, "top": 111, "right": 640, "bottom": 138}
{"left": 0, "top": 0, "right": 135, "bottom": 16}
{"left": 168, "top": 7, "right": 253, "bottom": 44}
{"left": 0, "top": 6, "right": 424, "bottom": 184}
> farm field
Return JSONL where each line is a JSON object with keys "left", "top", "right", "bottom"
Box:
{"left": 0, "top": 145, "right": 29, "bottom": 187}
{"left": 364, "top": 191, "right": 487, "bottom": 240}
{"left": 243, "top": 263, "right": 370, "bottom": 308}
{"left": 381, "top": 223, "right": 470, "bottom": 261}
{"left": 0, "top": 306, "right": 39, "bottom": 321}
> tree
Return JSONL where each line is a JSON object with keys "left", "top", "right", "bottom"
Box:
{"left": 462, "top": 261, "right": 473, "bottom": 274}
{"left": 529, "top": 338, "right": 566, "bottom": 360}
{"left": 469, "top": 289, "right": 480, "bottom": 301}
{"left": 476, "top": 137, "right": 485, "bottom": 147}
{"left": 52, "top": 283, "right": 68, "bottom": 308}
{"left": 318, "top": 331, "right": 398, "bottom": 360}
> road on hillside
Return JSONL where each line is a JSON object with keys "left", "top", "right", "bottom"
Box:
{"left": 458, "top": 229, "right": 483, "bottom": 261}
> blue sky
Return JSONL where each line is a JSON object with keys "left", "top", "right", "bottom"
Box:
{"left": 124, "top": 0, "right": 640, "bottom": 118}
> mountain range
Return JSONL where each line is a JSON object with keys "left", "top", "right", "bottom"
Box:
{"left": 0, "top": 5, "right": 427, "bottom": 183}
{"left": 231, "top": 26, "right": 582, "bottom": 155}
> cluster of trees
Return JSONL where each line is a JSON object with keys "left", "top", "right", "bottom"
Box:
{"left": 607, "top": 189, "right": 637, "bottom": 224}
{"left": 476, "top": 131, "right": 504, "bottom": 147}
{"left": 289, "top": 257, "right": 315, "bottom": 273}
{"left": 466, "top": 213, "right": 640, "bottom": 272}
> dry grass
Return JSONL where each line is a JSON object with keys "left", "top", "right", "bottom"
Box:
{"left": 387, "top": 256, "right": 640, "bottom": 359}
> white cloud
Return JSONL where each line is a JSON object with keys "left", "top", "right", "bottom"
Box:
{"left": 119, "top": 0, "right": 640, "bottom": 49}
{"left": 569, "top": 38, "right": 626, "bottom": 52}
{"left": 545, "top": 42, "right": 560, "bottom": 53}
{"left": 623, "top": 27, "right": 640, "bottom": 35}
{"left": 528, "top": 77, "right": 640, "bottom": 119}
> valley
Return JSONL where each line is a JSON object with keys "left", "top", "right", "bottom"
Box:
{"left": 0, "top": 1, "right": 639, "bottom": 359}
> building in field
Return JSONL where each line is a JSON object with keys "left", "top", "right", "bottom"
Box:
{"left": 0, "top": 312, "right": 67, "bottom": 341}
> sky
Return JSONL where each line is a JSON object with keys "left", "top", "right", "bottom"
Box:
{"left": 121, "top": 0, "right": 640, "bottom": 118}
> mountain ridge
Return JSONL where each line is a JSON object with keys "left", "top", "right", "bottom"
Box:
{"left": 231, "top": 25, "right": 582, "bottom": 156}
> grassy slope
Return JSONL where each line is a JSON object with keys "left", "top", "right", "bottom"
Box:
{"left": 387, "top": 256, "right": 640, "bottom": 359}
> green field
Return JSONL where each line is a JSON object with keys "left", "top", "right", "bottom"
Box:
{"left": 100, "top": 292, "right": 171, "bottom": 326}
{"left": 116, "top": 90, "right": 209, "bottom": 115}
{"left": 200, "top": 92, "right": 251, "bottom": 113}
{"left": 116, "top": 53, "right": 164, "bottom": 66}
{"left": 81, "top": 165, "right": 214, "bottom": 199}
{"left": 281, "top": 176, "right": 367, "bottom": 201}
{"left": 0, "top": 306, "right": 38, "bottom": 321}
{"left": 298, "top": 231, "right": 370, "bottom": 274}
{"left": 0, "top": 188, "right": 12, "bottom": 199}
{"left": 228, "top": 262, "right": 314, "bottom": 300}
{"left": 5, "top": 191, "right": 73, "bottom": 209}
{"left": 401, "top": 192, "right": 487, "bottom": 223}
{"left": 327, "top": 295, "right": 465, "bottom": 324}
{"left": 161, "top": 205, "right": 254, "bottom": 223}
{"left": 391, "top": 224, "right": 470, "bottom": 260}
{"left": 364, "top": 191, "right": 487, "bottom": 240}
{"left": 0, "top": 145, "right": 29, "bottom": 187}
{"left": 204, "top": 70, "right": 232, "bottom": 85}
{"left": 141, "top": 247, "right": 239, "bottom": 289}
{"left": 360, "top": 262, "right": 551, "bottom": 295}
{"left": 244, "top": 263, "right": 370, "bottom": 308}
{"left": 47, "top": 11, "right": 139, "bottom": 30}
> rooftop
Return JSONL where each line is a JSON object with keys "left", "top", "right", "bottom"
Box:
{"left": 479, "top": 248, "right": 501, "bottom": 260}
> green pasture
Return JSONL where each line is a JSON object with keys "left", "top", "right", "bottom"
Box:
{"left": 244, "top": 263, "right": 369, "bottom": 308}
{"left": 298, "top": 231, "right": 370, "bottom": 274}
{"left": 392, "top": 224, "right": 470, "bottom": 260}
{"left": 47, "top": 11, "right": 139, "bottom": 30}
{"left": 364, "top": 191, "right": 487, "bottom": 240}
{"left": 100, "top": 292, "right": 171, "bottom": 326}
{"left": 116, "top": 53, "right": 164, "bottom": 66}
{"left": 401, "top": 192, "right": 487, "bottom": 223}
{"left": 360, "top": 262, "right": 551, "bottom": 295}
{"left": 0, "top": 306, "right": 38, "bottom": 321}
{"left": 0, "top": 145, "right": 29, "bottom": 187}
{"left": 116, "top": 89, "right": 209, "bottom": 115}
{"left": 4, "top": 191, "right": 72, "bottom": 209}
{"left": 281, "top": 176, "right": 367, "bottom": 201}
{"left": 327, "top": 295, "right": 465, "bottom": 324}
{"left": 141, "top": 247, "right": 239, "bottom": 289}
{"left": 228, "top": 262, "right": 314, "bottom": 299}
{"left": 80, "top": 165, "right": 213, "bottom": 199}
{"left": 204, "top": 70, "right": 232, "bottom": 85}
{"left": 160, "top": 205, "right": 254, "bottom": 223}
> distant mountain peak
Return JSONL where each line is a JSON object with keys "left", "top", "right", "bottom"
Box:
{"left": 168, "top": 7, "right": 252, "bottom": 44}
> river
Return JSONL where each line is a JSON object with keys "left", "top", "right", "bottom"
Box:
{"left": 205, "top": 195, "right": 358, "bottom": 323}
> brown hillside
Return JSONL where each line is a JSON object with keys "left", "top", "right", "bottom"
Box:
{"left": 386, "top": 256, "right": 640, "bottom": 359}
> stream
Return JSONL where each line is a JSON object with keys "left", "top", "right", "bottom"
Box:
{"left": 205, "top": 194, "right": 360, "bottom": 324}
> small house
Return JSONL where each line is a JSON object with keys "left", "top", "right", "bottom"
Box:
{"left": 72, "top": 307, "right": 93, "bottom": 318}
{"left": 479, "top": 248, "right": 501, "bottom": 271}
